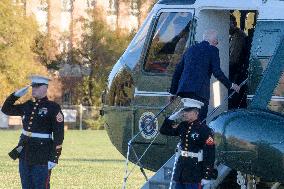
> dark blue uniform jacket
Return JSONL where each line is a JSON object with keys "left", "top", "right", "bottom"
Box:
{"left": 1, "top": 94, "right": 64, "bottom": 165}
{"left": 170, "top": 41, "right": 232, "bottom": 101}
{"left": 160, "top": 118, "right": 215, "bottom": 183}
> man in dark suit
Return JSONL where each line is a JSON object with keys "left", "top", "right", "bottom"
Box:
{"left": 229, "top": 15, "right": 248, "bottom": 109}
{"left": 170, "top": 29, "right": 240, "bottom": 121}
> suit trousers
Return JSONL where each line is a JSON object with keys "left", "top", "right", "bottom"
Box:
{"left": 19, "top": 159, "right": 50, "bottom": 189}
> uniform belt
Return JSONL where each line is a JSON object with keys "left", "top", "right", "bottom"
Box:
{"left": 180, "top": 150, "right": 203, "bottom": 162}
{"left": 22, "top": 130, "right": 52, "bottom": 139}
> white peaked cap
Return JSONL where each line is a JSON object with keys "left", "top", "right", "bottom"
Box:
{"left": 181, "top": 98, "right": 204, "bottom": 109}
{"left": 30, "top": 75, "right": 51, "bottom": 85}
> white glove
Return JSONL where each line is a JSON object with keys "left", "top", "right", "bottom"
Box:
{"left": 14, "top": 86, "right": 30, "bottom": 97}
{"left": 168, "top": 109, "right": 183, "bottom": 120}
{"left": 201, "top": 179, "right": 211, "bottom": 186}
{"left": 48, "top": 161, "right": 57, "bottom": 170}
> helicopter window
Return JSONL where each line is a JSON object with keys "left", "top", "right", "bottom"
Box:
{"left": 122, "top": 11, "right": 154, "bottom": 70}
{"left": 108, "top": 68, "right": 134, "bottom": 106}
{"left": 143, "top": 12, "right": 193, "bottom": 74}
{"left": 267, "top": 72, "right": 284, "bottom": 115}
{"left": 248, "top": 58, "right": 270, "bottom": 95}
{"left": 248, "top": 21, "right": 284, "bottom": 99}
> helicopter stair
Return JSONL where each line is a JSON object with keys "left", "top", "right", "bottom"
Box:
{"left": 141, "top": 154, "right": 176, "bottom": 189}
{"left": 141, "top": 154, "right": 232, "bottom": 189}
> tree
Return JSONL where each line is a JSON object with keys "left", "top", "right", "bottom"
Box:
{"left": 72, "top": 8, "right": 133, "bottom": 106}
{"left": 32, "top": 33, "right": 61, "bottom": 69}
{"left": 0, "top": 0, "right": 47, "bottom": 104}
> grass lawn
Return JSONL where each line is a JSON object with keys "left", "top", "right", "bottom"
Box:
{"left": 0, "top": 130, "right": 153, "bottom": 189}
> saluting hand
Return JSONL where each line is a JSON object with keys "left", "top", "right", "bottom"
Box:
{"left": 14, "top": 86, "right": 30, "bottom": 97}
{"left": 168, "top": 108, "right": 183, "bottom": 120}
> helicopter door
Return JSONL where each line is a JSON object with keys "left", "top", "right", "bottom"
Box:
{"left": 133, "top": 8, "right": 195, "bottom": 143}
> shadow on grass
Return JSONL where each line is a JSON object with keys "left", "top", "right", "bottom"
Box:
{"left": 61, "top": 158, "right": 125, "bottom": 163}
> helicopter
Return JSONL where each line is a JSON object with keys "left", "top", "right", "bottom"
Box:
{"left": 101, "top": 0, "right": 284, "bottom": 188}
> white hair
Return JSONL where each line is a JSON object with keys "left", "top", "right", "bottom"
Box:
{"left": 203, "top": 29, "right": 218, "bottom": 42}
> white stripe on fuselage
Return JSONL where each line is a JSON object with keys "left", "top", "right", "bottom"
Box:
{"left": 247, "top": 95, "right": 284, "bottom": 102}
{"left": 134, "top": 88, "right": 173, "bottom": 97}
{"left": 134, "top": 91, "right": 284, "bottom": 101}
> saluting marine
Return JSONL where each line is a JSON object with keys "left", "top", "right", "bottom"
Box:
{"left": 160, "top": 98, "right": 217, "bottom": 189}
{"left": 1, "top": 75, "right": 64, "bottom": 189}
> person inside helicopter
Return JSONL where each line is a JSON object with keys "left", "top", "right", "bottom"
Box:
{"left": 144, "top": 12, "right": 192, "bottom": 74}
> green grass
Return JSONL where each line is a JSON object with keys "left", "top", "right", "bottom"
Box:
{"left": 0, "top": 130, "right": 153, "bottom": 189}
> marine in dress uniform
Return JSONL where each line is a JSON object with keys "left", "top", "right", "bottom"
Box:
{"left": 1, "top": 75, "right": 64, "bottom": 189}
{"left": 160, "top": 98, "right": 217, "bottom": 189}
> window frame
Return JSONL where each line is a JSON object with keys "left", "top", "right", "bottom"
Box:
{"left": 141, "top": 8, "right": 195, "bottom": 77}
{"left": 267, "top": 72, "right": 284, "bottom": 115}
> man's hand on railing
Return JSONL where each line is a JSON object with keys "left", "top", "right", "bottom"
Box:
{"left": 231, "top": 83, "right": 240, "bottom": 93}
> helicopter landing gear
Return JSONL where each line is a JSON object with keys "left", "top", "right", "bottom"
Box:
{"left": 237, "top": 171, "right": 257, "bottom": 189}
{"left": 236, "top": 171, "right": 283, "bottom": 189}
{"left": 271, "top": 183, "right": 281, "bottom": 189}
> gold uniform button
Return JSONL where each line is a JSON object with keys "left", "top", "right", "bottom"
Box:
{"left": 32, "top": 112, "right": 35, "bottom": 114}
{"left": 28, "top": 127, "right": 31, "bottom": 129}
{"left": 186, "top": 139, "right": 188, "bottom": 142}
{"left": 30, "top": 117, "right": 33, "bottom": 120}
{"left": 29, "top": 122, "right": 32, "bottom": 125}
{"left": 186, "top": 144, "right": 188, "bottom": 147}
{"left": 35, "top": 103, "right": 39, "bottom": 106}
{"left": 185, "top": 148, "right": 188, "bottom": 150}
{"left": 189, "top": 127, "right": 191, "bottom": 129}
{"left": 33, "top": 107, "right": 36, "bottom": 110}
{"left": 186, "top": 135, "right": 188, "bottom": 137}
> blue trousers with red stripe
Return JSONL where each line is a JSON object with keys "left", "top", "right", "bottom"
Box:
{"left": 19, "top": 159, "right": 51, "bottom": 189}
{"left": 175, "top": 183, "right": 202, "bottom": 189}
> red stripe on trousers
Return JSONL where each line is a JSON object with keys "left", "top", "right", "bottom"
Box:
{"left": 45, "top": 170, "right": 51, "bottom": 189}
{"left": 198, "top": 183, "right": 202, "bottom": 189}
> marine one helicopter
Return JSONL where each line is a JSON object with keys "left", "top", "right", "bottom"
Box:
{"left": 101, "top": 0, "right": 284, "bottom": 188}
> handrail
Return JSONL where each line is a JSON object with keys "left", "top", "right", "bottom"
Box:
{"left": 202, "top": 78, "right": 248, "bottom": 123}
{"left": 122, "top": 98, "right": 182, "bottom": 189}
{"left": 122, "top": 78, "right": 249, "bottom": 189}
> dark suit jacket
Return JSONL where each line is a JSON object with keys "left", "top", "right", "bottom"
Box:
{"left": 170, "top": 41, "right": 231, "bottom": 101}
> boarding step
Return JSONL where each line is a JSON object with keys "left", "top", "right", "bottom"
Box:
{"left": 141, "top": 152, "right": 232, "bottom": 189}
{"left": 141, "top": 154, "right": 176, "bottom": 189}
{"left": 149, "top": 180, "right": 176, "bottom": 189}
{"left": 141, "top": 155, "right": 175, "bottom": 189}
